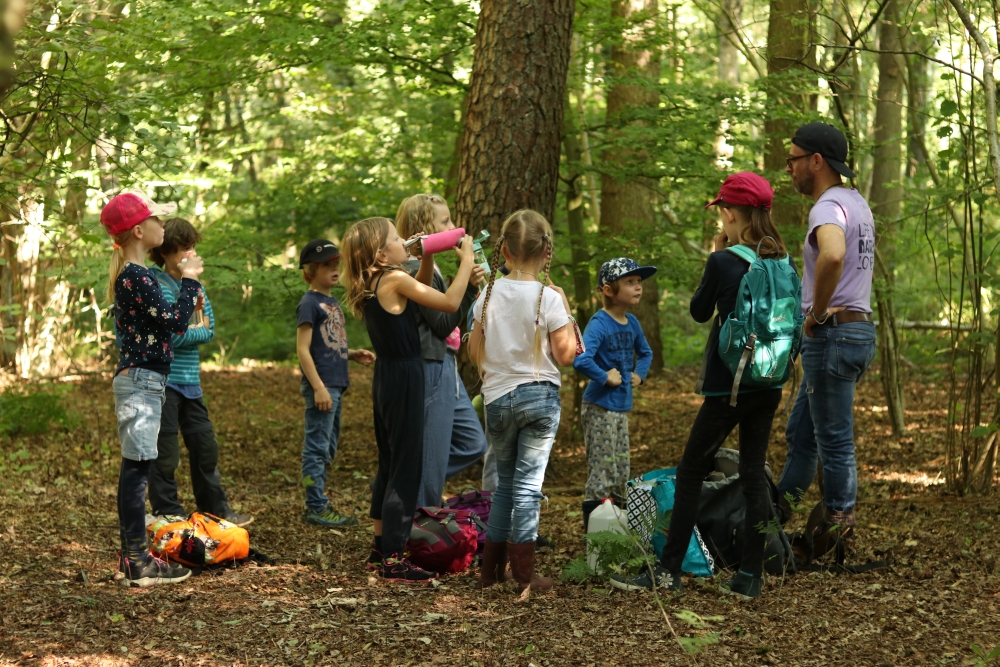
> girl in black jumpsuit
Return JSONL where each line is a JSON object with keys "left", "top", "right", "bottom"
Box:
{"left": 341, "top": 216, "right": 475, "bottom": 583}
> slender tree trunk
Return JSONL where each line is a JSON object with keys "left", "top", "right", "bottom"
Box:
{"left": 600, "top": 0, "right": 664, "bottom": 373}
{"left": 905, "top": 42, "right": 932, "bottom": 176}
{"left": 946, "top": 0, "right": 1000, "bottom": 491}
{"left": 763, "top": 0, "right": 816, "bottom": 243}
{"left": 716, "top": 0, "right": 741, "bottom": 84}
{"left": 564, "top": 99, "right": 594, "bottom": 440}
{"left": 453, "top": 0, "right": 575, "bottom": 235}
{"left": 870, "top": 0, "right": 906, "bottom": 436}
{"left": 0, "top": 0, "right": 27, "bottom": 99}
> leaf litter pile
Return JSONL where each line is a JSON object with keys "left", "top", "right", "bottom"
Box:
{"left": 0, "top": 366, "right": 998, "bottom": 666}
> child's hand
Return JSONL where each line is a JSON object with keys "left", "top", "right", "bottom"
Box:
{"left": 470, "top": 265, "right": 487, "bottom": 287}
{"left": 455, "top": 235, "right": 475, "bottom": 263}
{"left": 606, "top": 368, "right": 623, "bottom": 387}
{"left": 180, "top": 251, "right": 204, "bottom": 280}
{"left": 314, "top": 387, "right": 334, "bottom": 412}
{"left": 349, "top": 349, "right": 376, "bottom": 366}
{"left": 713, "top": 232, "right": 730, "bottom": 252}
{"left": 547, "top": 280, "right": 572, "bottom": 314}
{"left": 631, "top": 372, "right": 642, "bottom": 388}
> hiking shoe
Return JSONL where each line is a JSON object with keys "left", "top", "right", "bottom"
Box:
{"left": 303, "top": 507, "right": 359, "bottom": 527}
{"left": 119, "top": 554, "right": 192, "bottom": 588}
{"left": 722, "top": 571, "right": 763, "bottom": 600}
{"left": 366, "top": 548, "right": 383, "bottom": 571}
{"left": 610, "top": 565, "right": 682, "bottom": 592}
{"left": 222, "top": 512, "right": 254, "bottom": 528}
{"left": 378, "top": 555, "right": 438, "bottom": 583}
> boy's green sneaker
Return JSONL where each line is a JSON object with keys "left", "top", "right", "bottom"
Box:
{"left": 303, "top": 507, "right": 359, "bottom": 527}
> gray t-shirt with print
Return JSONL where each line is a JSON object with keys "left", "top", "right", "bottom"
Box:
{"left": 801, "top": 187, "right": 875, "bottom": 315}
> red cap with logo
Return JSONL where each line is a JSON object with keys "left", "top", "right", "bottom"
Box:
{"left": 705, "top": 172, "right": 774, "bottom": 210}
{"left": 101, "top": 190, "right": 178, "bottom": 235}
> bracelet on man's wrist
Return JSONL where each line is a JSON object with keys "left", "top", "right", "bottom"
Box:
{"left": 808, "top": 306, "right": 830, "bottom": 324}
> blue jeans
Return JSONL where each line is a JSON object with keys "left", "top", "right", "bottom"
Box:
{"left": 484, "top": 383, "right": 561, "bottom": 544}
{"left": 777, "top": 321, "right": 876, "bottom": 515}
{"left": 113, "top": 367, "right": 167, "bottom": 461}
{"left": 301, "top": 381, "right": 345, "bottom": 512}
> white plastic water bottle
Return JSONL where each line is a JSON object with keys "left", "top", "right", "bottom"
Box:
{"left": 586, "top": 498, "right": 627, "bottom": 573}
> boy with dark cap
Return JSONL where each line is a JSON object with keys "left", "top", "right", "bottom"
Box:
{"left": 297, "top": 239, "right": 375, "bottom": 527}
{"left": 573, "top": 258, "right": 656, "bottom": 530}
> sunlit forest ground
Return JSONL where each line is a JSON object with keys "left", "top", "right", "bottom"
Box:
{"left": 0, "top": 365, "right": 997, "bottom": 666}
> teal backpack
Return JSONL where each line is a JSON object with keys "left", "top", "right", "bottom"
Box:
{"left": 718, "top": 243, "right": 804, "bottom": 406}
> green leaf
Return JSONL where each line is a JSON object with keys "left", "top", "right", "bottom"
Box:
{"left": 940, "top": 100, "right": 958, "bottom": 116}
{"left": 970, "top": 424, "right": 997, "bottom": 438}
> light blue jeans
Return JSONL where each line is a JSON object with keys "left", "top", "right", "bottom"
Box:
{"left": 777, "top": 321, "right": 876, "bottom": 516}
{"left": 301, "top": 381, "right": 345, "bottom": 513}
{"left": 113, "top": 368, "right": 167, "bottom": 461}
{"left": 484, "top": 382, "right": 561, "bottom": 544}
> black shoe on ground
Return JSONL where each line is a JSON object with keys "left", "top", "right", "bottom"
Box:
{"left": 535, "top": 535, "right": 555, "bottom": 552}
{"left": 609, "top": 564, "right": 682, "bottom": 592}
{"left": 365, "top": 548, "right": 383, "bottom": 571}
{"left": 722, "top": 571, "right": 763, "bottom": 600}
{"left": 222, "top": 512, "right": 254, "bottom": 528}
{"left": 119, "top": 554, "right": 192, "bottom": 588}
{"left": 377, "top": 555, "right": 438, "bottom": 583}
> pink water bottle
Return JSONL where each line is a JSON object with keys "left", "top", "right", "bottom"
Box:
{"left": 404, "top": 227, "right": 466, "bottom": 256}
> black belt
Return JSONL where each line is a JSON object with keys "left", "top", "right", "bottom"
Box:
{"left": 815, "top": 310, "right": 873, "bottom": 327}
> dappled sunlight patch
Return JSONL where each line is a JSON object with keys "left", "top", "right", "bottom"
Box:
{"left": 869, "top": 470, "right": 946, "bottom": 486}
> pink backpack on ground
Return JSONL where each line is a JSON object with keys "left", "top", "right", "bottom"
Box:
{"left": 407, "top": 506, "right": 482, "bottom": 574}
{"left": 443, "top": 487, "right": 493, "bottom": 555}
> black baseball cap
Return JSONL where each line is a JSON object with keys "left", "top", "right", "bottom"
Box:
{"left": 791, "top": 122, "right": 856, "bottom": 179}
{"left": 299, "top": 239, "right": 340, "bottom": 268}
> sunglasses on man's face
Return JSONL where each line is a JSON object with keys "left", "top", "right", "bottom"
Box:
{"left": 786, "top": 154, "right": 813, "bottom": 168}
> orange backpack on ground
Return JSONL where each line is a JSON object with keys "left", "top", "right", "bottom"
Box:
{"left": 147, "top": 512, "right": 250, "bottom": 568}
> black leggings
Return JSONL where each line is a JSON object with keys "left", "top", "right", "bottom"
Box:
{"left": 369, "top": 359, "right": 425, "bottom": 556}
{"left": 118, "top": 458, "right": 152, "bottom": 560}
{"left": 660, "top": 389, "right": 782, "bottom": 578}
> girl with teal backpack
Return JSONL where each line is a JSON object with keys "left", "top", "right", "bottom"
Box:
{"left": 610, "top": 172, "right": 801, "bottom": 599}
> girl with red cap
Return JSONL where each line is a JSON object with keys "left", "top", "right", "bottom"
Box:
{"left": 103, "top": 190, "right": 205, "bottom": 587}
{"left": 610, "top": 172, "right": 795, "bottom": 599}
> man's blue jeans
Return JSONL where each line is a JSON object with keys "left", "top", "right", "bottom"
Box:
{"left": 484, "top": 383, "right": 561, "bottom": 544}
{"left": 777, "top": 321, "right": 876, "bottom": 516}
{"left": 301, "top": 381, "right": 345, "bottom": 513}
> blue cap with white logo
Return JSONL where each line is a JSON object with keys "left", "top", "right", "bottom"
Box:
{"left": 598, "top": 257, "right": 657, "bottom": 288}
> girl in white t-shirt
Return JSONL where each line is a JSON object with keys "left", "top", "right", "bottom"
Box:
{"left": 469, "top": 209, "right": 576, "bottom": 594}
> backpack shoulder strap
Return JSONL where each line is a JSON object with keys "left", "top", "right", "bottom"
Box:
{"left": 725, "top": 245, "right": 757, "bottom": 264}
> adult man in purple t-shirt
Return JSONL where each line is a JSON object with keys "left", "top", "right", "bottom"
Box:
{"left": 777, "top": 122, "right": 877, "bottom": 543}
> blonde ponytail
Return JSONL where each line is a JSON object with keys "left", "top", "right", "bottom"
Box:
{"left": 105, "top": 231, "right": 134, "bottom": 304}
{"left": 530, "top": 234, "right": 554, "bottom": 374}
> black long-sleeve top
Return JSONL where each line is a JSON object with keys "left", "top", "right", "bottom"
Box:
{"left": 114, "top": 262, "right": 200, "bottom": 376}
{"left": 690, "top": 248, "right": 797, "bottom": 395}
{"left": 404, "top": 259, "right": 479, "bottom": 361}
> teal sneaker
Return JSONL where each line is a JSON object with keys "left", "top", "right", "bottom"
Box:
{"left": 609, "top": 565, "right": 682, "bottom": 592}
{"left": 303, "top": 507, "right": 359, "bottom": 527}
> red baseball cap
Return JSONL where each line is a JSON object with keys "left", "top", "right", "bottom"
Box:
{"left": 705, "top": 172, "right": 773, "bottom": 210}
{"left": 101, "top": 190, "right": 178, "bottom": 235}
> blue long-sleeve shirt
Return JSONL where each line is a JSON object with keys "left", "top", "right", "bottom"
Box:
{"left": 152, "top": 267, "right": 214, "bottom": 397}
{"left": 573, "top": 309, "right": 653, "bottom": 412}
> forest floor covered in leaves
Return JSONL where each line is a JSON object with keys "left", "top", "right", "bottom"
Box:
{"left": 0, "top": 365, "right": 998, "bottom": 667}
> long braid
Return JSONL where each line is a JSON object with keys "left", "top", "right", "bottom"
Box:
{"left": 473, "top": 234, "right": 505, "bottom": 373}
{"left": 531, "top": 234, "right": 554, "bottom": 373}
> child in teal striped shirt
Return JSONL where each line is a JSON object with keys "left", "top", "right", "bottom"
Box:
{"left": 148, "top": 218, "right": 252, "bottom": 527}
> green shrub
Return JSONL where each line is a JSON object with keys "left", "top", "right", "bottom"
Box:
{"left": 0, "top": 385, "right": 77, "bottom": 437}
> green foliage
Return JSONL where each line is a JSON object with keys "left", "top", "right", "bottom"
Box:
{"left": 971, "top": 644, "right": 1000, "bottom": 666}
{"left": 0, "top": 386, "right": 76, "bottom": 437}
{"left": 560, "top": 530, "right": 655, "bottom": 582}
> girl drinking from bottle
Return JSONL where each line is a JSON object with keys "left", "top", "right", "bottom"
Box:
{"left": 341, "top": 217, "right": 475, "bottom": 582}
{"left": 103, "top": 190, "right": 204, "bottom": 587}
{"left": 469, "top": 210, "right": 577, "bottom": 594}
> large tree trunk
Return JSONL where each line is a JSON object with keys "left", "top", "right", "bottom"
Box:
{"left": 600, "top": 0, "right": 664, "bottom": 373}
{"left": 453, "top": 0, "right": 575, "bottom": 235}
{"left": 870, "top": 0, "right": 906, "bottom": 437}
{"left": 763, "top": 0, "right": 816, "bottom": 242}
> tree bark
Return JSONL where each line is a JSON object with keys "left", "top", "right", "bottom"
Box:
{"left": 763, "top": 0, "right": 817, "bottom": 242}
{"left": 600, "top": 0, "right": 664, "bottom": 373}
{"left": 870, "top": 0, "right": 906, "bottom": 437}
{"left": 716, "top": 0, "right": 742, "bottom": 84}
{"left": 453, "top": 0, "right": 575, "bottom": 235}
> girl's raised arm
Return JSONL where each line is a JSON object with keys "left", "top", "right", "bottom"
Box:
{"left": 392, "top": 235, "right": 475, "bottom": 313}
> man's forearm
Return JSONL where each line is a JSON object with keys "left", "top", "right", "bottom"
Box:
{"left": 812, "top": 253, "right": 844, "bottom": 314}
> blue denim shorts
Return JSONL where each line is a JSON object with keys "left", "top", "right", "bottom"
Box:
{"left": 113, "top": 368, "right": 167, "bottom": 461}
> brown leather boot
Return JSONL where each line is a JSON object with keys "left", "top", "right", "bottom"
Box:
{"left": 479, "top": 540, "right": 508, "bottom": 589}
{"left": 507, "top": 541, "right": 552, "bottom": 593}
